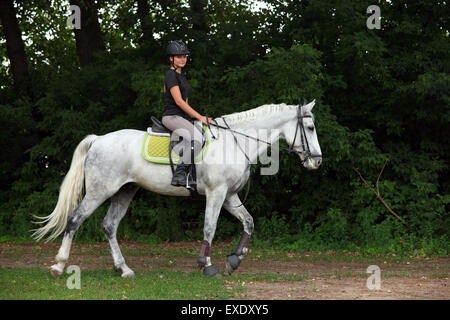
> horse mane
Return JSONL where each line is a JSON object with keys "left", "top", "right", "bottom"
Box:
{"left": 222, "top": 103, "right": 294, "bottom": 125}
{"left": 221, "top": 103, "right": 305, "bottom": 125}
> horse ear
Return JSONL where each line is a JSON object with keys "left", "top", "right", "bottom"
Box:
{"left": 304, "top": 99, "right": 316, "bottom": 112}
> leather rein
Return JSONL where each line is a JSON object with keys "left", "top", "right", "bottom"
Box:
{"left": 204, "top": 106, "right": 322, "bottom": 208}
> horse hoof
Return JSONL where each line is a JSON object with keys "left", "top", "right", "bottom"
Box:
{"left": 225, "top": 255, "right": 241, "bottom": 275}
{"left": 50, "top": 265, "right": 63, "bottom": 278}
{"left": 121, "top": 270, "right": 135, "bottom": 279}
{"left": 225, "top": 261, "right": 235, "bottom": 275}
{"left": 203, "top": 265, "right": 220, "bottom": 277}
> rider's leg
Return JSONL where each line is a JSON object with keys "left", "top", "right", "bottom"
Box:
{"left": 162, "top": 115, "right": 203, "bottom": 188}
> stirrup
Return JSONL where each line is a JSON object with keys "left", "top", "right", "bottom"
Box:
{"left": 186, "top": 171, "right": 197, "bottom": 191}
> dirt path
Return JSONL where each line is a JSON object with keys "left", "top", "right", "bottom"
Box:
{"left": 1, "top": 242, "right": 448, "bottom": 300}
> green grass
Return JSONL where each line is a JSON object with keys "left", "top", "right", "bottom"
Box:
{"left": 0, "top": 268, "right": 236, "bottom": 300}
{"left": 431, "top": 273, "right": 449, "bottom": 279}
{"left": 88, "top": 243, "right": 439, "bottom": 264}
{"left": 1, "top": 241, "right": 447, "bottom": 300}
{"left": 0, "top": 267, "right": 306, "bottom": 300}
{"left": 0, "top": 240, "right": 440, "bottom": 265}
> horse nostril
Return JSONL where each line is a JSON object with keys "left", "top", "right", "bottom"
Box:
{"left": 317, "top": 158, "right": 322, "bottom": 166}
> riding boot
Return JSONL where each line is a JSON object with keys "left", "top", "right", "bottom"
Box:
{"left": 185, "top": 140, "right": 197, "bottom": 191}
{"left": 171, "top": 162, "right": 189, "bottom": 187}
{"left": 171, "top": 141, "right": 197, "bottom": 190}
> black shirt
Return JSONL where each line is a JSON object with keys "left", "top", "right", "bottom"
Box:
{"left": 163, "top": 69, "right": 190, "bottom": 118}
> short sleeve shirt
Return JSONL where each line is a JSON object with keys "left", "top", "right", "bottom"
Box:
{"left": 163, "top": 69, "right": 190, "bottom": 118}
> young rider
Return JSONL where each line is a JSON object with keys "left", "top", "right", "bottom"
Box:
{"left": 161, "top": 40, "right": 212, "bottom": 190}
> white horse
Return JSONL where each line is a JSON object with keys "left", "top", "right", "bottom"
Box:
{"left": 32, "top": 101, "right": 322, "bottom": 278}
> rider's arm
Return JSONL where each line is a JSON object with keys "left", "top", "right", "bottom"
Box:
{"left": 170, "top": 86, "right": 211, "bottom": 124}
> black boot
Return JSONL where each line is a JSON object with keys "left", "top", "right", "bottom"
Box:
{"left": 171, "top": 163, "right": 197, "bottom": 190}
{"left": 186, "top": 140, "right": 198, "bottom": 191}
{"left": 171, "top": 141, "right": 197, "bottom": 190}
{"left": 171, "top": 162, "right": 189, "bottom": 187}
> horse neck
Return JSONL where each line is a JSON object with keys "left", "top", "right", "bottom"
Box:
{"left": 222, "top": 109, "right": 295, "bottom": 164}
{"left": 227, "top": 108, "right": 294, "bottom": 131}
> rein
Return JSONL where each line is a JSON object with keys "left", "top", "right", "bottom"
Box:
{"left": 204, "top": 106, "right": 322, "bottom": 208}
{"left": 206, "top": 114, "right": 271, "bottom": 147}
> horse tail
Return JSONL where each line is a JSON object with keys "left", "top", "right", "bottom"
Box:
{"left": 31, "top": 134, "right": 98, "bottom": 242}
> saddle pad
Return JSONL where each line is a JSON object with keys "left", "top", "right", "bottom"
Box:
{"left": 142, "top": 125, "right": 210, "bottom": 164}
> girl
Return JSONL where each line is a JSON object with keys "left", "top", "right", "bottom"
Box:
{"left": 162, "top": 40, "right": 212, "bottom": 190}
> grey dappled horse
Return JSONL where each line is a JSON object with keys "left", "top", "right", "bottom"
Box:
{"left": 32, "top": 101, "right": 322, "bottom": 278}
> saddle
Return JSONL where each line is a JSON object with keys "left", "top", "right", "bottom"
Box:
{"left": 142, "top": 116, "right": 209, "bottom": 166}
{"left": 149, "top": 116, "right": 171, "bottom": 134}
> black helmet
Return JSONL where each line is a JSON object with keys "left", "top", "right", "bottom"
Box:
{"left": 166, "top": 40, "right": 190, "bottom": 56}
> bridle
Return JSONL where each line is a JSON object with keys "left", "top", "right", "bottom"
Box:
{"left": 286, "top": 106, "right": 323, "bottom": 164}
{"left": 206, "top": 106, "right": 322, "bottom": 163}
{"left": 204, "top": 105, "right": 322, "bottom": 207}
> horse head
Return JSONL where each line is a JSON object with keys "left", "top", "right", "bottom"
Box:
{"left": 281, "top": 100, "right": 322, "bottom": 170}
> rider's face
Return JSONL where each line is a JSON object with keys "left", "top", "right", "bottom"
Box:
{"left": 171, "top": 54, "right": 187, "bottom": 68}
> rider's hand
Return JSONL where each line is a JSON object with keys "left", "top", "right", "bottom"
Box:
{"left": 200, "top": 116, "right": 213, "bottom": 125}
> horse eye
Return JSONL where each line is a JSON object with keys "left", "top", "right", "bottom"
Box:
{"left": 308, "top": 126, "right": 315, "bottom": 131}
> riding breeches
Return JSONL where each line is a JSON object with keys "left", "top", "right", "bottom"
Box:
{"left": 162, "top": 115, "right": 203, "bottom": 164}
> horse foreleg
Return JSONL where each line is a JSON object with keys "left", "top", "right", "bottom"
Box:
{"left": 223, "top": 193, "right": 254, "bottom": 275}
{"left": 102, "top": 183, "right": 140, "bottom": 278}
{"left": 197, "top": 186, "right": 227, "bottom": 276}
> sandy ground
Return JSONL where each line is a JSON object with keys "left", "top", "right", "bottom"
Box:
{"left": 0, "top": 241, "right": 448, "bottom": 300}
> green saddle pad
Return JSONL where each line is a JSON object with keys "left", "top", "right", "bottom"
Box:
{"left": 142, "top": 125, "right": 210, "bottom": 164}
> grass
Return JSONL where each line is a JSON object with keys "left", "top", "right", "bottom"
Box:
{"left": 431, "top": 273, "right": 449, "bottom": 279}
{"left": 0, "top": 240, "right": 443, "bottom": 265}
{"left": 0, "top": 267, "right": 307, "bottom": 300}
{"left": 1, "top": 240, "right": 448, "bottom": 300}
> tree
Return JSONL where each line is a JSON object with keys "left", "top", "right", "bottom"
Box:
{"left": 136, "top": 0, "right": 153, "bottom": 45}
{"left": 189, "top": 0, "right": 209, "bottom": 34}
{"left": 0, "top": 0, "right": 32, "bottom": 98}
{"left": 70, "top": 0, "right": 105, "bottom": 66}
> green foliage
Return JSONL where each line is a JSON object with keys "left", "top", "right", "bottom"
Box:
{"left": 255, "top": 212, "right": 290, "bottom": 244}
{"left": 0, "top": 0, "right": 448, "bottom": 255}
{"left": 221, "top": 44, "right": 324, "bottom": 115}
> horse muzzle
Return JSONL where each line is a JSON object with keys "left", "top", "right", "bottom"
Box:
{"left": 301, "top": 155, "right": 322, "bottom": 170}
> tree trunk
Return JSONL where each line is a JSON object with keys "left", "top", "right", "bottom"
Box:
{"left": 189, "top": 0, "right": 209, "bottom": 34}
{"left": 70, "top": 0, "right": 105, "bottom": 67}
{"left": 0, "top": 0, "right": 32, "bottom": 99}
{"left": 136, "top": 0, "right": 153, "bottom": 45}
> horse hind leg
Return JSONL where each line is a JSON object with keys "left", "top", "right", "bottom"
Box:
{"left": 102, "top": 183, "right": 140, "bottom": 278}
{"left": 223, "top": 193, "right": 254, "bottom": 275}
{"left": 50, "top": 195, "right": 107, "bottom": 277}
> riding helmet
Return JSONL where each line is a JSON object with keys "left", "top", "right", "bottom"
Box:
{"left": 166, "top": 40, "right": 190, "bottom": 56}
